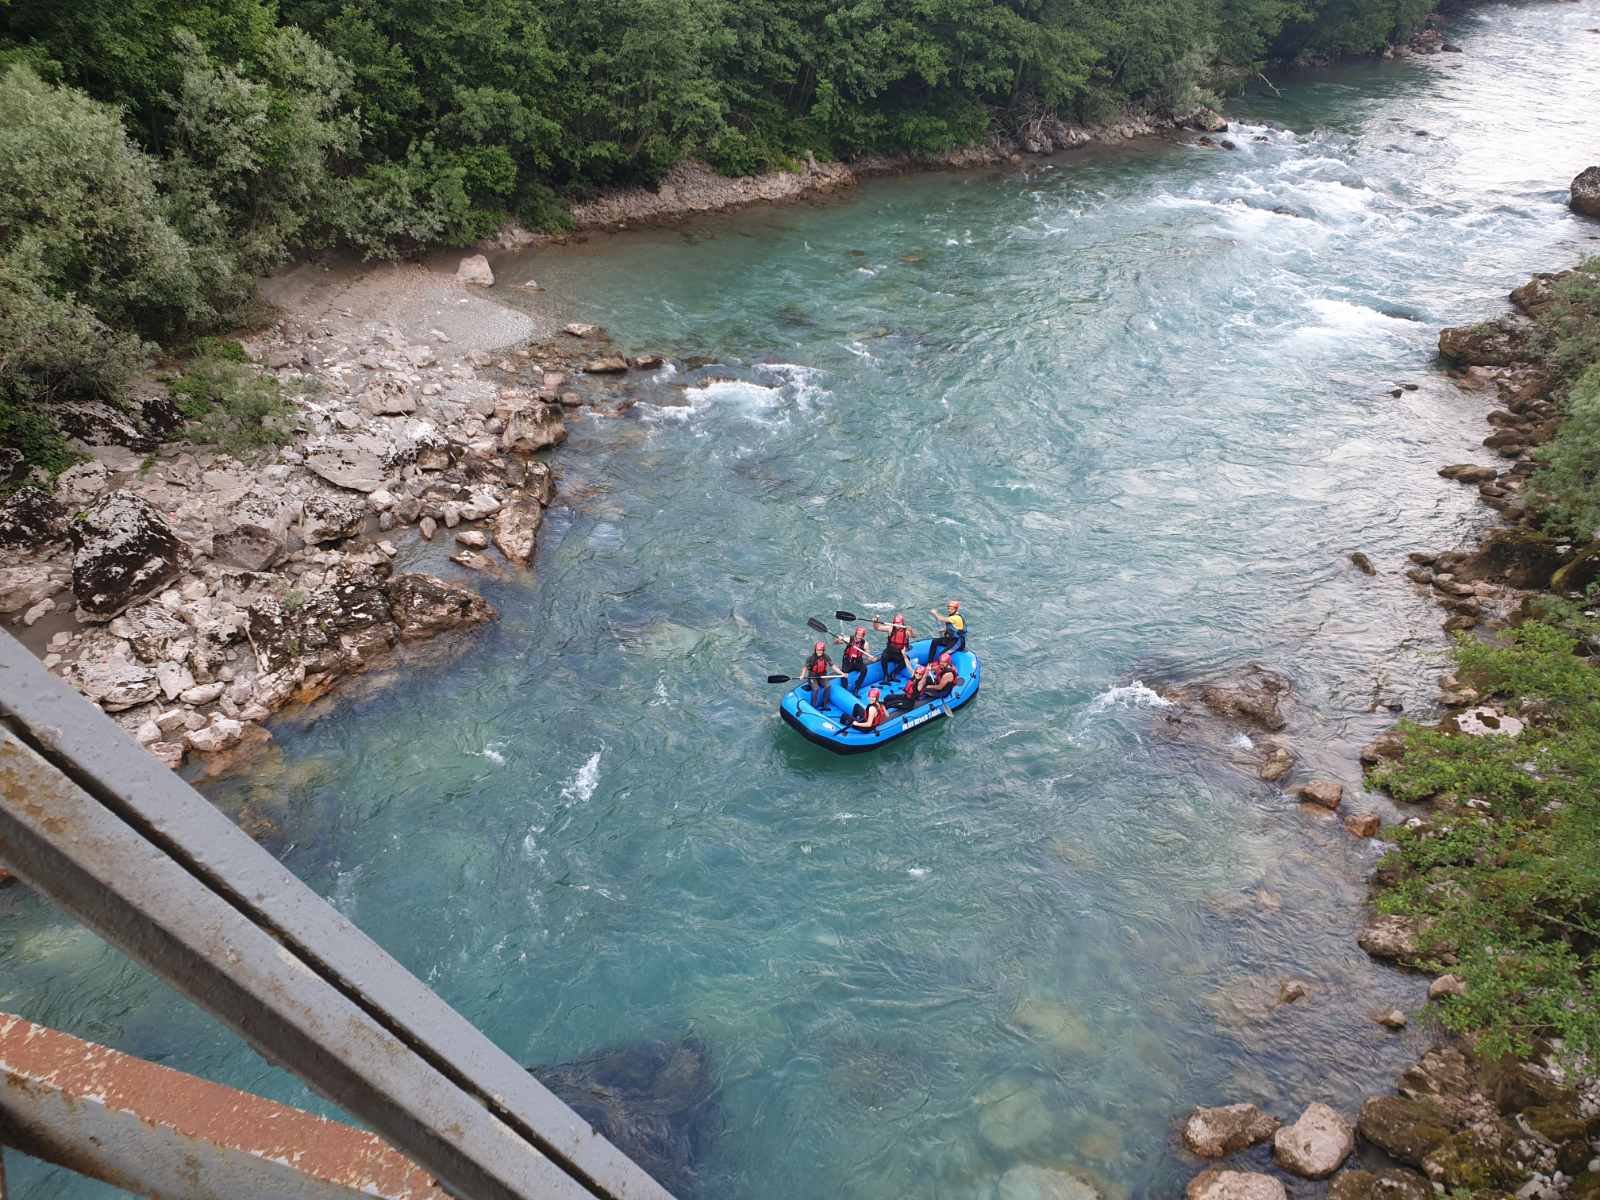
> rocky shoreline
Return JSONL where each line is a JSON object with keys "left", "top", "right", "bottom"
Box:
{"left": 0, "top": 271, "right": 665, "bottom": 779}
{"left": 1163, "top": 172, "right": 1600, "bottom": 1200}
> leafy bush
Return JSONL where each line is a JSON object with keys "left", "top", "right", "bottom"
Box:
{"left": 161, "top": 27, "right": 358, "bottom": 294}
{"left": 0, "top": 64, "right": 209, "bottom": 340}
{"left": 168, "top": 347, "right": 293, "bottom": 458}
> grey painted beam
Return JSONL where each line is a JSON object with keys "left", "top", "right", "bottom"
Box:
{"left": 0, "top": 632, "right": 672, "bottom": 1200}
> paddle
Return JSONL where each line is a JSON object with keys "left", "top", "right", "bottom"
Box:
{"left": 835, "top": 609, "right": 908, "bottom": 627}
{"left": 767, "top": 672, "right": 845, "bottom": 684}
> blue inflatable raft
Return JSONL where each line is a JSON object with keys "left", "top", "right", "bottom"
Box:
{"left": 778, "top": 638, "right": 980, "bottom": 754}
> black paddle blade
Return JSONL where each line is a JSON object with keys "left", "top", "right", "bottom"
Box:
{"left": 767, "top": 674, "right": 795, "bottom": 684}
{"left": 834, "top": 610, "right": 857, "bottom": 622}
{"left": 806, "top": 616, "right": 831, "bottom": 636}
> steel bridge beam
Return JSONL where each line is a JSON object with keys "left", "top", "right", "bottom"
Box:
{"left": 0, "top": 632, "right": 672, "bottom": 1200}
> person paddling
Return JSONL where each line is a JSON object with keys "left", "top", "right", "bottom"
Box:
{"left": 803, "top": 641, "right": 836, "bottom": 709}
{"left": 872, "top": 612, "right": 915, "bottom": 683}
{"left": 839, "top": 626, "right": 874, "bottom": 692}
{"left": 928, "top": 599, "right": 966, "bottom": 658}
{"left": 848, "top": 688, "right": 889, "bottom": 732}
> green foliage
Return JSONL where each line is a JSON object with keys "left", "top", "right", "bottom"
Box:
{"left": 0, "top": 64, "right": 209, "bottom": 340}
{"left": 1531, "top": 260, "right": 1600, "bottom": 541}
{"left": 1536, "top": 258, "right": 1600, "bottom": 388}
{"left": 1368, "top": 620, "right": 1600, "bottom": 1063}
{"left": 161, "top": 26, "right": 358, "bottom": 289}
{"left": 169, "top": 345, "right": 293, "bottom": 457}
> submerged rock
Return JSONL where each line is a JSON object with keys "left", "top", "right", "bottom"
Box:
{"left": 996, "top": 1164, "right": 1106, "bottom": 1200}
{"left": 1272, "top": 1102, "right": 1354, "bottom": 1178}
{"left": 1012, "top": 996, "right": 1094, "bottom": 1053}
{"left": 527, "top": 1037, "right": 720, "bottom": 1199}
{"left": 70, "top": 492, "right": 191, "bottom": 622}
{"left": 1182, "top": 1103, "right": 1281, "bottom": 1158}
{"left": 1186, "top": 1168, "right": 1287, "bottom": 1200}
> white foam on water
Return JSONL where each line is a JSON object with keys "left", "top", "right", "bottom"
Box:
{"left": 906, "top": 867, "right": 929, "bottom": 878}
{"left": 650, "top": 674, "right": 670, "bottom": 706}
{"left": 1084, "top": 681, "right": 1173, "bottom": 715}
{"left": 560, "top": 750, "right": 603, "bottom": 803}
{"left": 1294, "top": 297, "right": 1420, "bottom": 342}
{"left": 643, "top": 365, "right": 831, "bottom": 428}
{"left": 481, "top": 740, "right": 507, "bottom": 766}
{"left": 1231, "top": 733, "right": 1256, "bottom": 750}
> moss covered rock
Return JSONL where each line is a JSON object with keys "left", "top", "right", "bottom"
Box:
{"left": 1421, "top": 1129, "right": 1522, "bottom": 1192}
{"left": 1357, "top": 1096, "right": 1454, "bottom": 1165}
{"left": 1327, "top": 1168, "right": 1431, "bottom": 1200}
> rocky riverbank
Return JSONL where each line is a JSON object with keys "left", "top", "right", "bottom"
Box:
{"left": 0, "top": 264, "right": 663, "bottom": 776}
{"left": 484, "top": 13, "right": 1474, "bottom": 240}
{"left": 1167, "top": 172, "right": 1600, "bottom": 1200}
{"left": 490, "top": 106, "right": 1234, "bottom": 241}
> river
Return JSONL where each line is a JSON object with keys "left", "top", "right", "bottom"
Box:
{"left": 5, "top": 3, "right": 1600, "bottom": 1196}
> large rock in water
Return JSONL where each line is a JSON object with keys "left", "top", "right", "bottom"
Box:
{"left": 528, "top": 1038, "right": 720, "bottom": 1199}
{"left": 1437, "top": 318, "right": 1535, "bottom": 367}
{"left": 70, "top": 491, "right": 190, "bottom": 621}
{"left": 1182, "top": 1103, "right": 1281, "bottom": 1158}
{"left": 1571, "top": 166, "right": 1600, "bottom": 218}
{"left": 386, "top": 573, "right": 495, "bottom": 640}
{"left": 493, "top": 500, "right": 544, "bottom": 565}
{"left": 1186, "top": 1169, "right": 1287, "bottom": 1200}
{"left": 1167, "top": 665, "right": 1290, "bottom": 731}
{"left": 1272, "top": 1102, "right": 1354, "bottom": 1178}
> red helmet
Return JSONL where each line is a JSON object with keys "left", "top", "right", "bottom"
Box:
{"left": 868, "top": 688, "right": 881, "bottom": 701}
{"left": 814, "top": 641, "right": 825, "bottom": 654}
{"left": 854, "top": 626, "right": 867, "bottom": 640}
{"left": 938, "top": 652, "right": 952, "bottom": 666}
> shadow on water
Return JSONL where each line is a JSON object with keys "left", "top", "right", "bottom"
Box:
{"left": 529, "top": 1036, "right": 723, "bottom": 1198}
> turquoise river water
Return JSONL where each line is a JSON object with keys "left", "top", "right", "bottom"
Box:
{"left": 5, "top": 4, "right": 1600, "bottom": 1196}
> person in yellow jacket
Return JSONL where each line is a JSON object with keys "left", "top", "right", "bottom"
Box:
{"left": 928, "top": 600, "right": 966, "bottom": 658}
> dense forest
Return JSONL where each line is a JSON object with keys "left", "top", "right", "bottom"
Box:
{"left": 1, "top": 0, "right": 1445, "bottom": 470}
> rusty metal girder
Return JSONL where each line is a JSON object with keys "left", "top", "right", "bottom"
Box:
{"left": 0, "top": 632, "right": 673, "bottom": 1200}
{"left": 0, "top": 1012, "right": 450, "bottom": 1199}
